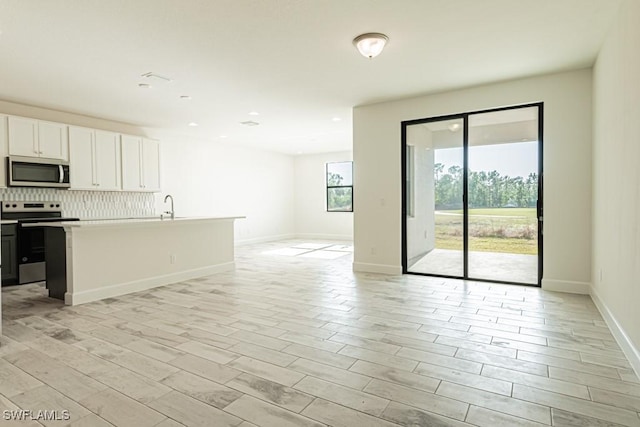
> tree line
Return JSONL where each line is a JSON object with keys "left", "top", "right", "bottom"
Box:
{"left": 435, "top": 163, "right": 538, "bottom": 210}
{"left": 327, "top": 172, "right": 353, "bottom": 211}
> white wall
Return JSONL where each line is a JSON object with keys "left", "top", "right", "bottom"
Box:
{"left": 353, "top": 69, "right": 593, "bottom": 293}
{"left": 153, "top": 133, "right": 295, "bottom": 244}
{"left": 406, "top": 125, "right": 435, "bottom": 264}
{"left": 592, "top": 0, "right": 640, "bottom": 375}
{"left": 294, "top": 151, "right": 353, "bottom": 240}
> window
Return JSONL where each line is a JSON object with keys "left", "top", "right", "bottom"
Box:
{"left": 326, "top": 161, "right": 353, "bottom": 212}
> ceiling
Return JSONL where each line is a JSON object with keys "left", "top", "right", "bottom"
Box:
{"left": 0, "top": 0, "right": 622, "bottom": 155}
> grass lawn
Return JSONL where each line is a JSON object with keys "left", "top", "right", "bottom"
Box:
{"left": 435, "top": 208, "right": 538, "bottom": 255}
{"left": 447, "top": 208, "right": 537, "bottom": 217}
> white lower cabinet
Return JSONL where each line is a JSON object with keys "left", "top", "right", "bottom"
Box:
{"left": 121, "top": 135, "right": 160, "bottom": 192}
{"left": 69, "top": 126, "right": 121, "bottom": 191}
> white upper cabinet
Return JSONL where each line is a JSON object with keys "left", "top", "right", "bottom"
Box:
{"left": 3, "top": 114, "right": 160, "bottom": 193}
{"left": 7, "top": 116, "right": 37, "bottom": 157}
{"left": 121, "top": 135, "right": 160, "bottom": 192}
{"left": 0, "top": 115, "right": 7, "bottom": 187}
{"left": 8, "top": 116, "right": 68, "bottom": 160}
{"left": 69, "top": 126, "right": 121, "bottom": 191}
{"left": 69, "top": 126, "right": 93, "bottom": 190}
{"left": 38, "top": 121, "right": 68, "bottom": 160}
{"left": 94, "top": 130, "right": 121, "bottom": 191}
{"left": 121, "top": 135, "right": 143, "bottom": 191}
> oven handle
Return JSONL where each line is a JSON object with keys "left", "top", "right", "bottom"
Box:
{"left": 59, "top": 165, "right": 64, "bottom": 183}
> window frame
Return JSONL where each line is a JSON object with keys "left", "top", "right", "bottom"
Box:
{"left": 326, "top": 161, "right": 354, "bottom": 213}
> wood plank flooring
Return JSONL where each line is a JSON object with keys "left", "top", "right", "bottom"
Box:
{"left": 1, "top": 239, "right": 639, "bottom": 426}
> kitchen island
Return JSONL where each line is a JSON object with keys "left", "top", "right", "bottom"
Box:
{"left": 0, "top": 220, "right": 18, "bottom": 335}
{"left": 40, "top": 216, "right": 243, "bottom": 305}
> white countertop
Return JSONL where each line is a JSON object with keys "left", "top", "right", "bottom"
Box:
{"left": 22, "top": 216, "right": 245, "bottom": 228}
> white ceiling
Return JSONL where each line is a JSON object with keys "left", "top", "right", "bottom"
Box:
{"left": 0, "top": 0, "right": 622, "bottom": 155}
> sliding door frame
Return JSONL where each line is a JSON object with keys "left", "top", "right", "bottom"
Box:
{"left": 401, "top": 102, "right": 544, "bottom": 287}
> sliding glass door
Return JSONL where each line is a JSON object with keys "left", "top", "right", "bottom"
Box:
{"left": 405, "top": 118, "right": 464, "bottom": 277}
{"left": 402, "top": 104, "right": 542, "bottom": 286}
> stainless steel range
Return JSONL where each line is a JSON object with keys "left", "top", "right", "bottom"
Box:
{"left": 1, "top": 201, "right": 79, "bottom": 286}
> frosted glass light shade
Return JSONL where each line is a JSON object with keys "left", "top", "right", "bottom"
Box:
{"left": 353, "top": 33, "right": 388, "bottom": 59}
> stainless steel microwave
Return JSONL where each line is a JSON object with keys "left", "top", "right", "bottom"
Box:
{"left": 7, "top": 156, "right": 71, "bottom": 188}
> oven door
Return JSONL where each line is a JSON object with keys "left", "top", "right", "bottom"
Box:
{"left": 8, "top": 156, "right": 70, "bottom": 188}
{"left": 18, "top": 224, "right": 46, "bottom": 284}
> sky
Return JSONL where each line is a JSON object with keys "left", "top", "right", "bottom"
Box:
{"left": 327, "top": 161, "right": 353, "bottom": 185}
{"left": 435, "top": 141, "right": 538, "bottom": 177}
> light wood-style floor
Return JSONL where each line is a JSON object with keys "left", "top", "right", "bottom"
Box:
{"left": 1, "top": 239, "right": 639, "bottom": 427}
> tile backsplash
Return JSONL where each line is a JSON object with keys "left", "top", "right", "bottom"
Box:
{"left": 0, "top": 188, "right": 156, "bottom": 219}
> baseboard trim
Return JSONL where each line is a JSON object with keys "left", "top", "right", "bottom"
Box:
{"left": 65, "top": 262, "right": 235, "bottom": 306}
{"left": 235, "top": 234, "right": 296, "bottom": 246}
{"left": 295, "top": 233, "right": 353, "bottom": 241}
{"left": 590, "top": 287, "right": 640, "bottom": 379}
{"left": 541, "top": 279, "right": 590, "bottom": 294}
{"left": 353, "top": 262, "right": 402, "bottom": 275}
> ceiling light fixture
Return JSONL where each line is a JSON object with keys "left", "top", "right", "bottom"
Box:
{"left": 188, "top": 122, "right": 198, "bottom": 127}
{"left": 332, "top": 117, "right": 341, "bottom": 122}
{"left": 353, "top": 33, "right": 389, "bottom": 59}
{"left": 248, "top": 111, "right": 260, "bottom": 116}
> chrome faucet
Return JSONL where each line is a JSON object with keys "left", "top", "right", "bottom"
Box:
{"left": 163, "top": 194, "right": 175, "bottom": 219}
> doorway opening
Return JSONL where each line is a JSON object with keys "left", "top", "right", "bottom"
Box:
{"left": 402, "top": 103, "right": 543, "bottom": 286}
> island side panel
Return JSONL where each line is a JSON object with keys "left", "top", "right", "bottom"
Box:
{"left": 64, "top": 219, "right": 236, "bottom": 305}
{"left": 45, "top": 227, "right": 68, "bottom": 300}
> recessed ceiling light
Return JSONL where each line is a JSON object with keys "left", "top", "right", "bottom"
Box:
{"left": 219, "top": 135, "right": 228, "bottom": 139}
{"left": 332, "top": 117, "right": 341, "bottom": 122}
{"left": 188, "top": 122, "right": 198, "bottom": 127}
{"left": 296, "top": 151, "right": 303, "bottom": 154}
{"left": 138, "top": 83, "right": 151, "bottom": 89}
{"left": 248, "top": 111, "right": 260, "bottom": 116}
{"left": 180, "top": 95, "right": 192, "bottom": 100}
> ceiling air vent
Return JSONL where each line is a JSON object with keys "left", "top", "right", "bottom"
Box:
{"left": 140, "top": 72, "right": 173, "bottom": 83}
{"left": 240, "top": 121, "right": 260, "bottom": 126}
